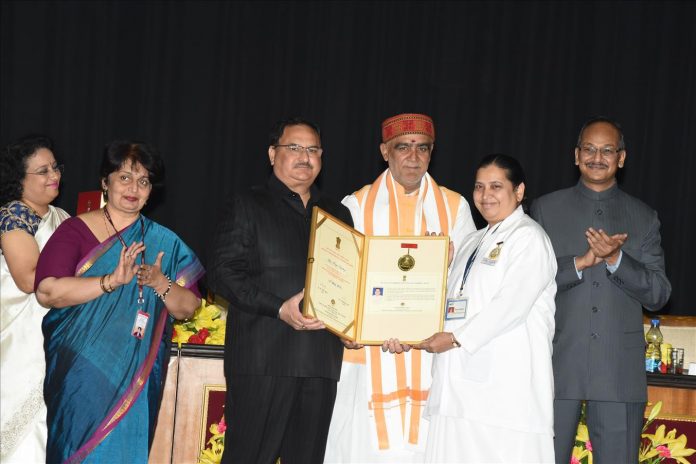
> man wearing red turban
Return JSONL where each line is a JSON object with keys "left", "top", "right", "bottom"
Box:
{"left": 325, "top": 113, "right": 475, "bottom": 463}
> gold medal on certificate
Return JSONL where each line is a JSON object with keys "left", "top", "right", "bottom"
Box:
{"left": 398, "top": 254, "right": 415, "bottom": 271}
{"left": 398, "top": 243, "right": 418, "bottom": 271}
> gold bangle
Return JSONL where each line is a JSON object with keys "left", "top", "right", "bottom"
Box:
{"left": 105, "top": 274, "right": 115, "bottom": 292}
{"left": 99, "top": 275, "right": 112, "bottom": 293}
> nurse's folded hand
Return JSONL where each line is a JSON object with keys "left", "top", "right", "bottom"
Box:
{"left": 413, "top": 332, "right": 457, "bottom": 354}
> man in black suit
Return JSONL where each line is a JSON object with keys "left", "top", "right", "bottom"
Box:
{"left": 531, "top": 117, "right": 671, "bottom": 463}
{"left": 209, "top": 118, "right": 353, "bottom": 464}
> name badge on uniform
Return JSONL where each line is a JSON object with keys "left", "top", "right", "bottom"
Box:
{"left": 445, "top": 298, "right": 468, "bottom": 320}
{"left": 481, "top": 241, "right": 504, "bottom": 266}
{"left": 132, "top": 310, "right": 150, "bottom": 339}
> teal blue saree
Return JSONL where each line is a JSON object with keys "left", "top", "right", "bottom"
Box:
{"left": 39, "top": 216, "right": 203, "bottom": 463}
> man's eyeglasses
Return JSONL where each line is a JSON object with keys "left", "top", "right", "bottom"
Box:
{"left": 26, "top": 164, "right": 64, "bottom": 176}
{"left": 273, "top": 144, "right": 323, "bottom": 156}
{"left": 578, "top": 145, "right": 622, "bottom": 158}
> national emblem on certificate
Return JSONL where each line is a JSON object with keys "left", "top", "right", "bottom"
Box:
{"left": 303, "top": 207, "right": 449, "bottom": 344}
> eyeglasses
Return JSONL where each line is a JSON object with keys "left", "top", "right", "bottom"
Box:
{"left": 115, "top": 172, "right": 152, "bottom": 188}
{"left": 273, "top": 144, "right": 323, "bottom": 156}
{"left": 26, "top": 164, "right": 64, "bottom": 176}
{"left": 578, "top": 145, "right": 622, "bottom": 158}
{"left": 393, "top": 142, "right": 433, "bottom": 155}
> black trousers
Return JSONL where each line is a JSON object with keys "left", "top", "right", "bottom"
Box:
{"left": 221, "top": 374, "right": 337, "bottom": 464}
{"left": 554, "top": 399, "right": 645, "bottom": 464}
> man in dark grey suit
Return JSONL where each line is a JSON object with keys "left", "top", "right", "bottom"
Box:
{"left": 531, "top": 117, "right": 671, "bottom": 463}
{"left": 209, "top": 118, "right": 353, "bottom": 463}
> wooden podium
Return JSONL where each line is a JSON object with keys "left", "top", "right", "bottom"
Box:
{"left": 150, "top": 345, "right": 226, "bottom": 464}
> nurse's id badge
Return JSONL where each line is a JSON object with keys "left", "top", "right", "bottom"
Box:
{"left": 445, "top": 298, "right": 468, "bottom": 320}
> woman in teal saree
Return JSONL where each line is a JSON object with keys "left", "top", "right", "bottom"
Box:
{"left": 35, "top": 141, "right": 203, "bottom": 463}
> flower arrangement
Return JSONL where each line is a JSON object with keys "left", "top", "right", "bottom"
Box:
{"left": 571, "top": 411, "right": 593, "bottom": 464}
{"left": 172, "top": 298, "right": 226, "bottom": 347}
{"left": 639, "top": 402, "right": 695, "bottom": 464}
{"left": 571, "top": 401, "right": 695, "bottom": 464}
{"left": 197, "top": 415, "right": 225, "bottom": 464}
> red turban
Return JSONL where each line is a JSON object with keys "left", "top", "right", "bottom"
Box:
{"left": 381, "top": 113, "right": 435, "bottom": 142}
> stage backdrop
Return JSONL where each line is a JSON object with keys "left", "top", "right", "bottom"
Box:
{"left": 2, "top": 1, "right": 694, "bottom": 315}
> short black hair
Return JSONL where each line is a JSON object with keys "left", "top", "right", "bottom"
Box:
{"left": 576, "top": 116, "right": 625, "bottom": 151}
{"left": 269, "top": 117, "right": 321, "bottom": 146}
{"left": 477, "top": 153, "right": 527, "bottom": 190}
{"left": 0, "top": 134, "right": 55, "bottom": 206}
{"left": 100, "top": 140, "right": 165, "bottom": 188}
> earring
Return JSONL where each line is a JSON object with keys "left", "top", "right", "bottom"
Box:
{"left": 102, "top": 188, "right": 108, "bottom": 202}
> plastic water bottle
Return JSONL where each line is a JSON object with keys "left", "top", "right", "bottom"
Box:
{"left": 645, "top": 319, "right": 663, "bottom": 373}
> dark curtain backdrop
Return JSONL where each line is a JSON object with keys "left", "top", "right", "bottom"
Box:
{"left": 2, "top": 1, "right": 695, "bottom": 315}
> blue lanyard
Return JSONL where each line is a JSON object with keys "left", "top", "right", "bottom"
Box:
{"left": 458, "top": 223, "right": 501, "bottom": 295}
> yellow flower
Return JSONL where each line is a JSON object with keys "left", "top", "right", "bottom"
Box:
{"left": 173, "top": 298, "right": 226, "bottom": 347}
{"left": 640, "top": 425, "right": 695, "bottom": 464}
{"left": 646, "top": 401, "right": 662, "bottom": 423}
{"left": 575, "top": 423, "right": 589, "bottom": 442}
{"left": 197, "top": 420, "right": 226, "bottom": 464}
{"left": 572, "top": 445, "right": 589, "bottom": 460}
{"left": 638, "top": 402, "right": 696, "bottom": 464}
{"left": 198, "top": 442, "right": 223, "bottom": 464}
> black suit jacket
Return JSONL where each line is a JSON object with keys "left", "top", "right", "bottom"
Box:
{"left": 209, "top": 174, "right": 353, "bottom": 381}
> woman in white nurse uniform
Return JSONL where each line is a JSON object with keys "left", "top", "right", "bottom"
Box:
{"left": 417, "top": 154, "right": 557, "bottom": 463}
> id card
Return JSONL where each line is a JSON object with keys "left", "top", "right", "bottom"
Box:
{"left": 132, "top": 310, "right": 150, "bottom": 339}
{"left": 445, "top": 298, "right": 468, "bottom": 320}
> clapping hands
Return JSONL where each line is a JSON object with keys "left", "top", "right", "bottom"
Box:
{"left": 110, "top": 242, "right": 146, "bottom": 287}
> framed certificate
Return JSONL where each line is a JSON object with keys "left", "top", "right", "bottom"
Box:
{"left": 303, "top": 207, "right": 449, "bottom": 344}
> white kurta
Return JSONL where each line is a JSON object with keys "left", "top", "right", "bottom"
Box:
{"left": 325, "top": 172, "right": 475, "bottom": 463}
{"left": 425, "top": 206, "right": 556, "bottom": 462}
{"left": 0, "top": 205, "right": 69, "bottom": 463}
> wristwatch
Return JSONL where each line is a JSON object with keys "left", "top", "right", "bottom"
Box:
{"left": 451, "top": 333, "right": 461, "bottom": 348}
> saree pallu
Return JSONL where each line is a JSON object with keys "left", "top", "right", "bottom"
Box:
{"left": 42, "top": 217, "right": 203, "bottom": 464}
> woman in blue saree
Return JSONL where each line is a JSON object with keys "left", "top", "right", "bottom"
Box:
{"left": 35, "top": 140, "right": 203, "bottom": 463}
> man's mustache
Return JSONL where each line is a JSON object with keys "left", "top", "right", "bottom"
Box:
{"left": 585, "top": 162, "right": 608, "bottom": 169}
{"left": 294, "top": 162, "right": 313, "bottom": 169}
